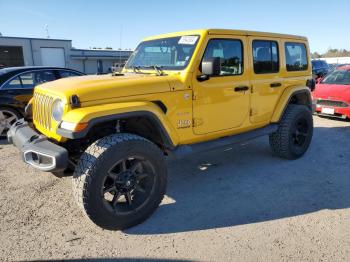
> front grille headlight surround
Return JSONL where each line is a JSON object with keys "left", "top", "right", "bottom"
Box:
{"left": 52, "top": 99, "right": 64, "bottom": 122}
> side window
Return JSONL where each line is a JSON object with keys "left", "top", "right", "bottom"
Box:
{"left": 34, "top": 70, "right": 56, "bottom": 85}
{"left": 18, "top": 72, "right": 36, "bottom": 89}
{"left": 202, "top": 39, "right": 243, "bottom": 76}
{"left": 58, "top": 70, "right": 82, "bottom": 78}
{"left": 2, "top": 76, "right": 22, "bottom": 89}
{"left": 252, "top": 40, "right": 279, "bottom": 74}
{"left": 285, "top": 42, "right": 308, "bottom": 71}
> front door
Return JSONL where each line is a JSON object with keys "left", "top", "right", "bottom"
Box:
{"left": 192, "top": 36, "right": 250, "bottom": 135}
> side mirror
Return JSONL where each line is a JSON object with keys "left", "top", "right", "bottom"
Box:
{"left": 197, "top": 57, "right": 221, "bottom": 81}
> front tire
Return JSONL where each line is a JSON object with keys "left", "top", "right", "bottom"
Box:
{"left": 73, "top": 133, "right": 167, "bottom": 230}
{"left": 269, "top": 104, "right": 313, "bottom": 159}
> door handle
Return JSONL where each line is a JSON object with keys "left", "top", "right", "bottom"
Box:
{"left": 270, "top": 82, "right": 282, "bottom": 88}
{"left": 234, "top": 86, "right": 249, "bottom": 92}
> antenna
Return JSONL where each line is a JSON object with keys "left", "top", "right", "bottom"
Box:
{"left": 45, "top": 24, "right": 50, "bottom": 39}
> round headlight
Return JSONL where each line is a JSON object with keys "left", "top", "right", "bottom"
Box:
{"left": 52, "top": 99, "right": 64, "bottom": 122}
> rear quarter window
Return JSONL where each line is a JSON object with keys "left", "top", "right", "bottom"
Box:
{"left": 285, "top": 42, "right": 308, "bottom": 71}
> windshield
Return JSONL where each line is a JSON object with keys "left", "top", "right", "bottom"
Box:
{"left": 125, "top": 35, "right": 200, "bottom": 70}
{"left": 321, "top": 69, "right": 350, "bottom": 85}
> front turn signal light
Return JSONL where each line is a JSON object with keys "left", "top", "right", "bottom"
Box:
{"left": 60, "top": 121, "right": 88, "bottom": 132}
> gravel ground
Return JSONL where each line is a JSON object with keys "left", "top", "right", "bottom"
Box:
{"left": 0, "top": 116, "right": 349, "bottom": 262}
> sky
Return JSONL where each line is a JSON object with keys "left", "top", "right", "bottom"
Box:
{"left": 1, "top": 0, "right": 349, "bottom": 53}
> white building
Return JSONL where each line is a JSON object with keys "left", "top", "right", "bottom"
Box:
{"left": 0, "top": 36, "right": 133, "bottom": 74}
{"left": 319, "top": 57, "right": 350, "bottom": 65}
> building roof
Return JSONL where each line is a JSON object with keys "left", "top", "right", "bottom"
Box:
{"left": 0, "top": 35, "right": 71, "bottom": 42}
{"left": 0, "top": 36, "right": 133, "bottom": 52}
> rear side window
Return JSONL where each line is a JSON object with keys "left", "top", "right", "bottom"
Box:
{"left": 285, "top": 42, "right": 308, "bottom": 71}
{"left": 252, "top": 40, "right": 279, "bottom": 74}
{"left": 202, "top": 39, "right": 243, "bottom": 76}
{"left": 34, "top": 70, "right": 56, "bottom": 84}
{"left": 19, "top": 72, "right": 36, "bottom": 88}
{"left": 20, "top": 71, "right": 56, "bottom": 88}
{"left": 58, "top": 70, "right": 82, "bottom": 78}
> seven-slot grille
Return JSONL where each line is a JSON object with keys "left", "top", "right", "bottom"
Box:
{"left": 33, "top": 92, "right": 54, "bottom": 130}
{"left": 316, "top": 99, "right": 349, "bottom": 108}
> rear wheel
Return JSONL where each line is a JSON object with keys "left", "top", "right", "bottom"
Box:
{"left": 269, "top": 104, "right": 313, "bottom": 159}
{"left": 0, "top": 107, "right": 21, "bottom": 138}
{"left": 73, "top": 133, "right": 167, "bottom": 230}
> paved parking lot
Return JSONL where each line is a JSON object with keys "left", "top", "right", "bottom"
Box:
{"left": 0, "top": 116, "right": 349, "bottom": 261}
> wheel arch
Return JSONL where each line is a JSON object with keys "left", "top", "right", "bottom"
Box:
{"left": 58, "top": 110, "right": 176, "bottom": 150}
{"left": 271, "top": 87, "right": 312, "bottom": 123}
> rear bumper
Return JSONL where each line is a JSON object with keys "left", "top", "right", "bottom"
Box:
{"left": 7, "top": 119, "right": 68, "bottom": 172}
{"left": 314, "top": 105, "right": 350, "bottom": 119}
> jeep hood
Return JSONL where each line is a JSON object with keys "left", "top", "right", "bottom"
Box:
{"left": 35, "top": 73, "right": 175, "bottom": 102}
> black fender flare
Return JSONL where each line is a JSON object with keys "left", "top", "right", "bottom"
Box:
{"left": 57, "top": 111, "right": 175, "bottom": 149}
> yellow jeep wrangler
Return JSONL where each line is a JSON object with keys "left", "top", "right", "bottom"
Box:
{"left": 8, "top": 29, "right": 315, "bottom": 230}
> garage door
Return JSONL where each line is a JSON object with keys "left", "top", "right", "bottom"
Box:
{"left": 0, "top": 46, "right": 24, "bottom": 67}
{"left": 40, "top": 47, "right": 65, "bottom": 67}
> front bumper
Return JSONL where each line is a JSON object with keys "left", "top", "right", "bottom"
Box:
{"left": 7, "top": 119, "right": 68, "bottom": 172}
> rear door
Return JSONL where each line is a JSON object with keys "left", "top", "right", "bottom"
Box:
{"left": 248, "top": 37, "right": 284, "bottom": 124}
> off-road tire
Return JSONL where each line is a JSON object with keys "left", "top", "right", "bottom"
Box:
{"left": 73, "top": 133, "right": 167, "bottom": 230}
{"left": 269, "top": 104, "right": 313, "bottom": 159}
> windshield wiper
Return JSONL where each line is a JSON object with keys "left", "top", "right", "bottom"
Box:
{"left": 153, "top": 65, "right": 165, "bottom": 76}
{"left": 132, "top": 66, "right": 141, "bottom": 73}
{"left": 143, "top": 65, "right": 166, "bottom": 76}
{"left": 128, "top": 66, "right": 150, "bottom": 75}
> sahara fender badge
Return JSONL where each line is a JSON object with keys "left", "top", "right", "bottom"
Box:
{"left": 177, "top": 119, "right": 191, "bottom": 129}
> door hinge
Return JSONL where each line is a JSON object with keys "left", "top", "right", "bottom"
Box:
{"left": 192, "top": 93, "right": 197, "bottom": 100}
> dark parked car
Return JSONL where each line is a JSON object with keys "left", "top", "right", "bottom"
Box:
{"left": 0, "top": 66, "right": 84, "bottom": 137}
{"left": 312, "top": 60, "right": 330, "bottom": 79}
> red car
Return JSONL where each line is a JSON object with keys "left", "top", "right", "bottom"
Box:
{"left": 312, "top": 65, "right": 350, "bottom": 119}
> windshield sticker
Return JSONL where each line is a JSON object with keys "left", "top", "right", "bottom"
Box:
{"left": 178, "top": 36, "right": 198, "bottom": 45}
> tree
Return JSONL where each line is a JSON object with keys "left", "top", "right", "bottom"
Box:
{"left": 312, "top": 48, "right": 350, "bottom": 58}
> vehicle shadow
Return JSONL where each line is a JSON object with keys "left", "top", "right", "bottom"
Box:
{"left": 126, "top": 125, "right": 350, "bottom": 235}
